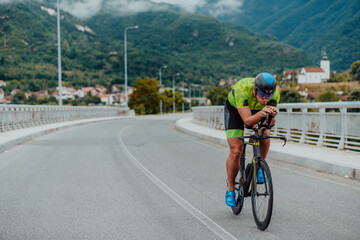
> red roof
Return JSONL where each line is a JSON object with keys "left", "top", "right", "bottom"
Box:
{"left": 304, "top": 67, "right": 325, "bottom": 73}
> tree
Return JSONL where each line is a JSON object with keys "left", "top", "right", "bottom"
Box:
{"left": 159, "top": 89, "right": 173, "bottom": 113}
{"left": 84, "top": 92, "right": 101, "bottom": 105}
{"left": 48, "top": 96, "right": 58, "bottom": 104}
{"left": 315, "top": 89, "right": 340, "bottom": 102}
{"left": 350, "top": 61, "right": 360, "bottom": 81}
{"left": 206, "top": 86, "right": 230, "bottom": 105}
{"left": 26, "top": 94, "right": 37, "bottom": 105}
{"left": 348, "top": 88, "right": 360, "bottom": 112}
{"left": 11, "top": 92, "right": 26, "bottom": 104}
{"left": 38, "top": 96, "right": 49, "bottom": 104}
{"left": 348, "top": 88, "right": 360, "bottom": 101}
{"left": 280, "top": 89, "right": 304, "bottom": 103}
{"left": 128, "top": 77, "right": 161, "bottom": 115}
{"left": 328, "top": 72, "right": 350, "bottom": 82}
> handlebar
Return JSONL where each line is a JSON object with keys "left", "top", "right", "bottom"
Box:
{"left": 240, "top": 111, "right": 287, "bottom": 147}
{"left": 244, "top": 114, "right": 274, "bottom": 132}
{"left": 239, "top": 135, "right": 287, "bottom": 147}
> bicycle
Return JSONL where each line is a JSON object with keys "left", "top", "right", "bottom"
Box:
{"left": 230, "top": 115, "right": 287, "bottom": 230}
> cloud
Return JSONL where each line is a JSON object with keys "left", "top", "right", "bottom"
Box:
{"left": 151, "top": 0, "right": 203, "bottom": 12}
{"left": 200, "top": 0, "right": 244, "bottom": 17}
{"left": 60, "top": 0, "right": 102, "bottom": 19}
{"left": 0, "top": 0, "right": 243, "bottom": 19}
{"left": 0, "top": 0, "right": 14, "bottom": 3}
{"left": 59, "top": 0, "right": 170, "bottom": 19}
{"left": 151, "top": 0, "right": 243, "bottom": 15}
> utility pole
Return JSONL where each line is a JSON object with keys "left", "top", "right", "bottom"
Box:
{"left": 57, "top": 0, "right": 62, "bottom": 106}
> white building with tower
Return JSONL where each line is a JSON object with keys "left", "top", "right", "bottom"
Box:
{"left": 297, "top": 52, "right": 330, "bottom": 84}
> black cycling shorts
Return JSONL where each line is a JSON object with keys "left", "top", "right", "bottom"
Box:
{"left": 224, "top": 98, "right": 258, "bottom": 138}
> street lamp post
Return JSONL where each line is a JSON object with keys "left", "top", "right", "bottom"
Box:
{"left": 198, "top": 84, "right": 201, "bottom": 106}
{"left": 57, "top": 0, "right": 62, "bottom": 106}
{"left": 182, "top": 79, "right": 184, "bottom": 113}
{"left": 189, "top": 82, "right": 191, "bottom": 110}
{"left": 173, "top": 73, "right": 179, "bottom": 113}
{"left": 124, "top": 25, "right": 139, "bottom": 108}
{"left": 159, "top": 65, "right": 167, "bottom": 114}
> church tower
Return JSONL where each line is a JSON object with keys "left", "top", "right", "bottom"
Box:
{"left": 320, "top": 50, "right": 330, "bottom": 80}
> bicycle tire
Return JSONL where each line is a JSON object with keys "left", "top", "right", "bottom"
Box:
{"left": 251, "top": 158, "right": 273, "bottom": 230}
{"left": 231, "top": 180, "right": 244, "bottom": 215}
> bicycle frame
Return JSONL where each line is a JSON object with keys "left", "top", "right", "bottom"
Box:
{"left": 237, "top": 117, "right": 287, "bottom": 197}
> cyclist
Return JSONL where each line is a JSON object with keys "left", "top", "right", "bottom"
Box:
{"left": 224, "top": 72, "right": 280, "bottom": 207}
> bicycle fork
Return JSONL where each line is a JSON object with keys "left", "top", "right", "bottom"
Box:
{"left": 243, "top": 139, "right": 262, "bottom": 196}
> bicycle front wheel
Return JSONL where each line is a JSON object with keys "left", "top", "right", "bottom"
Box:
{"left": 231, "top": 180, "right": 244, "bottom": 215}
{"left": 251, "top": 158, "right": 273, "bottom": 231}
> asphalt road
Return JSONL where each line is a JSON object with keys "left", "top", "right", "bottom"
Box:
{"left": 0, "top": 114, "right": 359, "bottom": 239}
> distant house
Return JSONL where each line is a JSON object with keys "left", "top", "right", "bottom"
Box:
{"left": 100, "top": 94, "right": 114, "bottom": 105}
{"left": 10, "top": 89, "right": 22, "bottom": 95}
{"left": 81, "top": 87, "right": 100, "bottom": 97}
{"left": 0, "top": 80, "right": 6, "bottom": 87}
{"left": 282, "top": 70, "right": 299, "bottom": 83}
{"left": 0, "top": 88, "right": 4, "bottom": 99}
{"left": 35, "top": 90, "right": 49, "bottom": 98}
{"left": 73, "top": 89, "right": 85, "bottom": 98}
{"left": 219, "top": 80, "right": 226, "bottom": 86}
{"left": 219, "top": 78, "right": 238, "bottom": 87}
{"left": 297, "top": 52, "right": 330, "bottom": 84}
{"left": 298, "top": 67, "right": 326, "bottom": 84}
{"left": 56, "top": 87, "right": 76, "bottom": 100}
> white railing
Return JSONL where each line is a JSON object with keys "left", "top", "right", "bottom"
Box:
{"left": 0, "top": 105, "right": 131, "bottom": 132}
{"left": 192, "top": 102, "right": 360, "bottom": 151}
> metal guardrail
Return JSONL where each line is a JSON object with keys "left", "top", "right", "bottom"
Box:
{"left": 0, "top": 105, "right": 130, "bottom": 132}
{"left": 192, "top": 102, "right": 360, "bottom": 151}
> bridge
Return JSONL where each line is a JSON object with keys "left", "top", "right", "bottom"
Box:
{"left": 0, "top": 103, "right": 359, "bottom": 239}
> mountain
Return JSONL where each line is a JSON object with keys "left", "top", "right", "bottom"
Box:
{"left": 0, "top": 1, "right": 110, "bottom": 91}
{"left": 196, "top": 0, "right": 360, "bottom": 72}
{"left": 84, "top": 10, "right": 310, "bottom": 85}
{"left": 0, "top": 1, "right": 310, "bottom": 93}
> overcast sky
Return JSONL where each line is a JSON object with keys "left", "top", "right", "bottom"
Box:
{"left": 57, "top": 0, "right": 243, "bottom": 19}
{"left": 0, "top": 0, "right": 243, "bottom": 19}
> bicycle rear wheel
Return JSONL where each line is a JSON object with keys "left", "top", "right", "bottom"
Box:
{"left": 251, "top": 158, "right": 273, "bottom": 230}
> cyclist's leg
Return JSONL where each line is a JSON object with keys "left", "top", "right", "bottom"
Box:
{"left": 226, "top": 137, "right": 243, "bottom": 191}
{"left": 224, "top": 98, "right": 245, "bottom": 191}
{"left": 259, "top": 129, "right": 271, "bottom": 159}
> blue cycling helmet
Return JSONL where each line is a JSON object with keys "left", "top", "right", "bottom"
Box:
{"left": 254, "top": 72, "right": 277, "bottom": 95}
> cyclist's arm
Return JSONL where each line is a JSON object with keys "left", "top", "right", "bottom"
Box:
{"left": 237, "top": 107, "right": 273, "bottom": 126}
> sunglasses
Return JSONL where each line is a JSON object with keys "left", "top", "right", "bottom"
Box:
{"left": 257, "top": 89, "right": 273, "bottom": 99}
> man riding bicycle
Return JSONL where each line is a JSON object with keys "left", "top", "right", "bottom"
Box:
{"left": 224, "top": 72, "right": 280, "bottom": 207}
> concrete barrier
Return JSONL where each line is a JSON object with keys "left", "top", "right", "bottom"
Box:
{"left": 0, "top": 105, "right": 134, "bottom": 132}
{"left": 192, "top": 101, "right": 360, "bottom": 151}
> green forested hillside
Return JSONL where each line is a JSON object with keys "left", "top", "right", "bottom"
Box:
{"left": 85, "top": 10, "right": 310, "bottom": 87}
{"left": 0, "top": 1, "right": 310, "bottom": 93}
{"left": 197, "top": 0, "right": 360, "bottom": 71}
{"left": 0, "top": 1, "right": 112, "bottom": 92}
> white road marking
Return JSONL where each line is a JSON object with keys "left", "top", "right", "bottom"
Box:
{"left": 118, "top": 127, "right": 237, "bottom": 240}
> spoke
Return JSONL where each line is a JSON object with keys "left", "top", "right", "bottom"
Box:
{"left": 254, "top": 172, "right": 271, "bottom": 222}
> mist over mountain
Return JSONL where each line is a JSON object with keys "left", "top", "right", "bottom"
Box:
{"left": 39, "top": 0, "right": 180, "bottom": 19}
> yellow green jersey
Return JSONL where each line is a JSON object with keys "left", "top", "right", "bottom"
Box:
{"left": 227, "top": 77, "right": 280, "bottom": 110}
